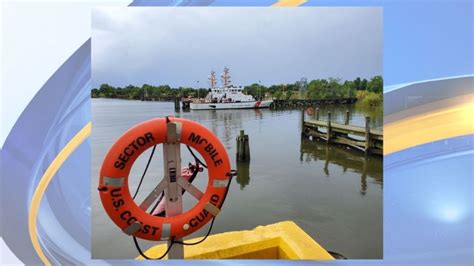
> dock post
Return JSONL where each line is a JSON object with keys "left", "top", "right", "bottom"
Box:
{"left": 182, "top": 101, "right": 190, "bottom": 111}
{"left": 236, "top": 130, "right": 250, "bottom": 161}
{"left": 301, "top": 109, "right": 305, "bottom": 135}
{"left": 365, "top": 116, "right": 371, "bottom": 155}
{"left": 326, "top": 112, "right": 331, "bottom": 143}
{"left": 315, "top": 108, "right": 319, "bottom": 120}
{"left": 174, "top": 97, "right": 180, "bottom": 112}
{"left": 345, "top": 110, "right": 350, "bottom": 125}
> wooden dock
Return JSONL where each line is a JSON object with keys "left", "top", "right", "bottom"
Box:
{"left": 301, "top": 109, "right": 383, "bottom": 155}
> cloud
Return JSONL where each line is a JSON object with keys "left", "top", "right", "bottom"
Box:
{"left": 92, "top": 7, "right": 382, "bottom": 88}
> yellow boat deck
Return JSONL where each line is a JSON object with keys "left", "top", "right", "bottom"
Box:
{"left": 137, "top": 221, "right": 334, "bottom": 260}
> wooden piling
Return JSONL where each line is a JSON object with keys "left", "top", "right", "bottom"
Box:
{"left": 301, "top": 109, "right": 305, "bottom": 134}
{"left": 182, "top": 101, "right": 190, "bottom": 111}
{"left": 236, "top": 130, "right": 250, "bottom": 161}
{"left": 365, "top": 116, "right": 371, "bottom": 154}
{"left": 326, "top": 112, "right": 331, "bottom": 144}
{"left": 345, "top": 110, "right": 350, "bottom": 125}
{"left": 315, "top": 108, "right": 319, "bottom": 120}
{"left": 174, "top": 97, "right": 180, "bottom": 112}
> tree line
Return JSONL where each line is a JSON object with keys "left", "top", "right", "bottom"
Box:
{"left": 91, "top": 76, "right": 383, "bottom": 105}
{"left": 91, "top": 84, "right": 210, "bottom": 100}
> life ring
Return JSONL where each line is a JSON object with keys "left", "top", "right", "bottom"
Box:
{"left": 98, "top": 117, "right": 231, "bottom": 241}
{"left": 306, "top": 107, "right": 315, "bottom": 115}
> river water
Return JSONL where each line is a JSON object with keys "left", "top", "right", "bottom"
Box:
{"left": 91, "top": 98, "right": 383, "bottom": 259}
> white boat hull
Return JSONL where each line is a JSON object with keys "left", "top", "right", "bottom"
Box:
{"left": 190, "top": 100, "right": 273, "bottom": 110}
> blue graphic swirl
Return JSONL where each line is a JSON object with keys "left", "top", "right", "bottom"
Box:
{"left": 131, "top": 0, "right": 216, "bottom": 6}
{"left": 1, "top": 40, "right": 91, "bottom": 265}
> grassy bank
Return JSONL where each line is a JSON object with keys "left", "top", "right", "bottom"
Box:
{"left": 356, "top": 90, "right": 383, "bottom": 106}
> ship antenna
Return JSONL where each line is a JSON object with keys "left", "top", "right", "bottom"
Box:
{"left": 208, "top": 71, "right": 217, "bottom": 89}
{"left": 221, "top": 66, "right": 231, "bottom": 88}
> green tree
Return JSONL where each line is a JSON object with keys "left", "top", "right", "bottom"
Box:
{"left": 98, "top": 83, "right": 116, "bottom": 98}
{"left": 243, "top": 83, "right": 267, "bottom": 99}
{"left": 367, "top": 76, "right": 383, "bottom": 93}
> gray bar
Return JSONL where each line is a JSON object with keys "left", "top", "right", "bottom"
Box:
{"left": 161, "top": 223, "right": 171, "bottom": 240}
{"left": 102, "top": 176, "right": 125, "bottom": 187}
{"left": 175, "top": 122, "right": 182, "bottom": 139}
{"left": 139, "top": 179, "right": 168, "bottom": 211}
{"left": 204, "top": 202, "right": 221, "bottom": 216}
{"left": 123, "top": 222, "right": 141, "bottom": 235}
{"left": 213, "top": 179, "right": 228, "bottom": 188}
{"left": 177, "top": 177, "right": 204, "bottom": 200}
{"left": 166, "top": 122, "right": 182, "bottom": 143}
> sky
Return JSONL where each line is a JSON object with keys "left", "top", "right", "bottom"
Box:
{"left": 92, "top": 7, "right": 382, "bottom": 88}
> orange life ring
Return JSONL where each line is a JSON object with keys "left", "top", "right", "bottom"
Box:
{"left": 306, "top": 107, "right": 315, "bottom": 115}
{"left": 98, "top": 117, "right": 231, "bottom": 241}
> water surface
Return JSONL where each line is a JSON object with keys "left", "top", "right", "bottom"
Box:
{"left": 91, "top": 98, "right": 383, "bottom": 259}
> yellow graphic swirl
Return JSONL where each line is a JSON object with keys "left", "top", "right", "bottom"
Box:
{"left": 384, "top": 94, "right": 474, "bottom": 155}
{"left": 273, "top": 0, "right": 307, "bottom": 6}
{"left": 28, "top": 122, "right": 92, "bottom": 266}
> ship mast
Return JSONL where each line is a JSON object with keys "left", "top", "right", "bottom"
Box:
{"left": 208, "top": 71, "right": 217, "bottom": 89}
{"left": 221, "top": 67, "right": 231, "bottom": 88}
